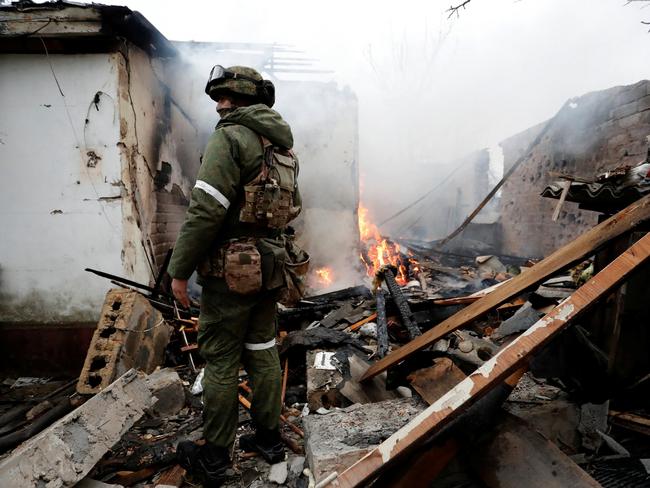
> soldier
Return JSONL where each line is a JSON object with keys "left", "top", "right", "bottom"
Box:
{"left": 169, "top": 65, "right": 302, "bottom": 486}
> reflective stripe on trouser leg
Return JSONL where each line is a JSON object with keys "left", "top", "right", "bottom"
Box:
{"left": 244, "top": 338, "right": 276, "bottom": 351}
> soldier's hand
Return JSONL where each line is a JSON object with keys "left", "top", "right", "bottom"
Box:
{"left": 171, "top": 278, "right": 190, "bottom": 308}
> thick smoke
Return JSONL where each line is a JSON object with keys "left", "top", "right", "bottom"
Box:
{"left": 100, "top": 0, "right": 650, "bottom": 285}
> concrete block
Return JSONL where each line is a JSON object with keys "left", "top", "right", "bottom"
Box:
{"left": 77, "top": 289, "right": 172, "bottom": 395}
{"left": 0, "top": 370, "right": 154, "bottom": 488}
{"left": 145, "top": 368, "right": 185, "bottom": 417}
{"left": 303, "top": 397, "right": 425, "bottom": 480}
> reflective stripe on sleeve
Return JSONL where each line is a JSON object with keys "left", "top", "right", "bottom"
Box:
{"left": 244, "top": 338, "right": 276, "bottom": 351}
{"left": 194, "top": 180, "right": 230, "bottom": 210}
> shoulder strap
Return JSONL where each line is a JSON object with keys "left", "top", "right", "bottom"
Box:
{"left": 258, "top": 135, "right": 275, "bottom": 180}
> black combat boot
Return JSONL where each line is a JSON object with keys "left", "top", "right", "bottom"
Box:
{"left": 239, "top": 427, "right": 285, "bottom": 464}
{"left": 176, "top": 440, "right": 230, "bottom": 487}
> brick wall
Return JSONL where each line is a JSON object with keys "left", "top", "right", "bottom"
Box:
{"left": 499, "top": 80, "right": 650, "bottom": 257}
{"left": 150, "top": 186, "right": 188, "bottom": 269}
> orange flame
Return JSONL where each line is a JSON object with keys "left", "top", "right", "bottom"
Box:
{"left": 315, "top": 267, "right": 333, "bottom": 287}
{"left": 358, "top": 205, "right": 408, "bottom": 285}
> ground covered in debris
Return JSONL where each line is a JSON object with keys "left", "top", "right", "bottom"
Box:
{"left": 2, "top": 199, "right": 650, "bottom": 487}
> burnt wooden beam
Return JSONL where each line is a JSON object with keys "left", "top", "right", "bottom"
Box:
{"left": 377, "top": 266, "right": 421, "bottom": 340}
{"left": 375, "top": 290, "right": 389, "bottom": 359}
{"left": 361, "top": 193, "right": 650, "bottom": 382}
{"left": 330, "top": 232, "right": 650, "bottom": 487}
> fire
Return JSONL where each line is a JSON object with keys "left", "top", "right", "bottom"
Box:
{"left": 358, "top": 205, "right": 408, "bottom": 285}
{"left": 315, "top": 267, "right": 333, "bottom": 287}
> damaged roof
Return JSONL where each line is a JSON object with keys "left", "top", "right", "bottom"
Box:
{"left": 0, "top": 0, "right": 176, "bottom": 57}
{"left": 542, "top": 181, "right": 650, "bottom": 213}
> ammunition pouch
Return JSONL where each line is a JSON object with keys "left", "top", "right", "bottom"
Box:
{"left": 197, "top": 239, "right": 264, "bottom": 296}
{"left": 280, "top": 236, "right": 310, "bottom": 307}
{"left": 256, "top": 237, "right": 287, "bottom": 291}
{"left": 223, "top": 239, "right": 262, "bottom": 295}
{"left": 239, "top": 138, "right": 300, "bottom": 229}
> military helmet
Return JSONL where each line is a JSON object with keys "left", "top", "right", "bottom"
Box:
{"left": 205, "top": 65, "right": 275, "bottom": 107}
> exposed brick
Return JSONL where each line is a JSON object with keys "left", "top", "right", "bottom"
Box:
{"left": 614, "top": 80, "right": 649, "bottom": 106}
{"left": 499, "top": 81, "right": 649, "bottom": 257}
{"left": 618, "top": 112, "right": 644, "bottom": 129}
{"left": 610, "top": 101, "right": 637, "bottom": 120}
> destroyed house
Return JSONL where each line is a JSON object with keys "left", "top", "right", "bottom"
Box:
{"left": 0, "top": 3, "right": 361, "bottom": 374}
{"left": 0, "top": 2, "right": 202, "bottom": 329}
{"left": 1, "top": 3, "right": 650, "bottom": 488}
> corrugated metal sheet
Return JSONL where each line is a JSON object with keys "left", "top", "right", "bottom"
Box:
{"left": 541, "top": 181, "right": 650, "bottom": 210}
{"left": 587, "top": 458, "right": 650, "bottom": 488}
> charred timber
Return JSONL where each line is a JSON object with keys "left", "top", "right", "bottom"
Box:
{"left": 375, "top": 290, "right": 389, "bottom": 358}
{"left": 333, "top": 232, "right": 650, "bottom": 487}
{"left": 377, "top": 266, "right": 421, "bottom": 341}
{"left": 301, "top": 285, "right": 372, "bottom": 305}
{"left": 0, "top": 396, "right": 75, "bottom": 453}
{"left": 362, "top": 193, "right": 650, "bottom": 382}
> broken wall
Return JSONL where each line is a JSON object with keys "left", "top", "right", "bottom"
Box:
{"left": 0, "top": 44, "right": 202, "bottom": 326}
{"left": 499, "top": 80, "right": 650, "bottom": 257}
{"left": 0, "top": 52, "right": 125, "bottom": 324}
{"left": 115, "top": 44, "right": 201, "bottom": 272}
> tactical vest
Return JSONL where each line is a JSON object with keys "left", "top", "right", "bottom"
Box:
{"left": 239, "top": 136, "right": 301, "bottom": 229}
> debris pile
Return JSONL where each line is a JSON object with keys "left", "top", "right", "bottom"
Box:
{"left": 2, "top": 172, "right": 650, "bottom": 488}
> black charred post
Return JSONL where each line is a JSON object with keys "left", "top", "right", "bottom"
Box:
{"left": 377, "top": 265, "right": 421, "bottom": 340}
{"left": 375, "top": 289, "right": 389, "bottom": 358}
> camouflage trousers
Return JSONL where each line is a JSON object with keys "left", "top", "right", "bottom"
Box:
{"left": 198, "top": 279, "right": 282, "bottom": 449}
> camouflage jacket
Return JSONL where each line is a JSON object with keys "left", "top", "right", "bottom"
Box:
{"left": 168, "top": 104, "right": 301, "bottom": 280}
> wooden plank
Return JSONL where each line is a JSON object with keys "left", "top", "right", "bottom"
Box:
{"left": 407, "top": 358, "right": 466, "bottom": 405}
{"left": 471, "top": 413, "right": 602, "bottom": 488}
{"left": 348, "top": 313, "right": 378, "bottom": 332}
{"left": 155, "top": 464, "right": 185, "bottom": 487}
{"left": 552, "top": 180, "right": 572, "bottom": 221}
{"left": 330, "top": 232, "right": 650, "bottom": 487}
{"left": 609, "top": 410, "right": 650, "bottom": 436}
{"left": 361, "top": 193, "right": 650, "bottom": 382}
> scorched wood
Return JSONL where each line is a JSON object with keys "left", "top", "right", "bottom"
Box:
{"left": 375, "top": 290, "right": 389, "bottom": 359}
{"left": 330, "top": 231, "right": 650, "bottom": 487}
{"left": 362, "top": 193, "right": 650, "bottom": 382}
{"left": 376, "top": 266, "right": 421, "bottom": 340}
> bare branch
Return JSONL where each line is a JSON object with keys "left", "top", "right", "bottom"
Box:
{"left": 447, "top": 0, "right": 472, "bottom": 19}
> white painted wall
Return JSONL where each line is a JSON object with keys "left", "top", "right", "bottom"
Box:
{"left": 0, "top": 53, "right": 124, "bottom": 323}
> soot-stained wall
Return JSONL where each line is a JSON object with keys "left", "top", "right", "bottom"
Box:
{"left": 499, "top": 80, "right": 650, "bottom": 258}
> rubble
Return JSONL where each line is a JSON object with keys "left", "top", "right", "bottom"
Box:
{"left": 302, "top": 398, "right": 425, "bottom": 481}
{"left": 333, "top": 231, "right": 650, "bottom": 487}
{"left": 0, "top": 370, "right": 155, "bottom": 488}
{"left": 1, "top": 12, "right": 649, "bottom": 484}
{"left": 469, "top": 413, "right": 603, "bottom": 488}
{"left": 268, "top": 461, "right": 288, "bottom": 484}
